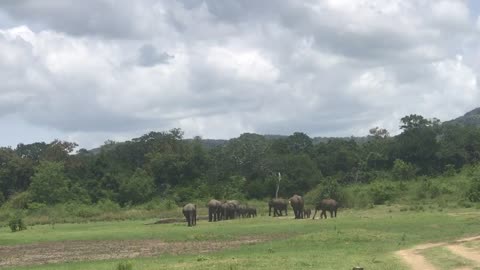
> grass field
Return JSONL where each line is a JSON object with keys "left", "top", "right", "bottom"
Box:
{"left": 1, "top": 206, "right": 479, "bottom": 270}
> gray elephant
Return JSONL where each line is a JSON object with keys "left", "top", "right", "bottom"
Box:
{"left": 268, "top": 198, "right": 288, "bottom": 217}
{"left": 312, "top": 199, "right": 338, "bottom": 219}
{"left": 303, "top": 208, "right": 311, "bottom": 219}
{"left": 238, "top": 204, "right": 248, "bottom": 218}
{"left": 289, "top": 194, "right": 304, "bottom": 219}
{"left": 246, "top": 206, "right": 257, "bottom": 218}
{"left": 207, "top": 199, "right": 222, "bottom": 222}
{"left": 227, "top": 200, "right": 241, "bottom": 218}
{"left": 182, "top": 203, "right": 197, "bottom": 227}
{"left": 220, "top": 200, "right": 238, "bottom": 220}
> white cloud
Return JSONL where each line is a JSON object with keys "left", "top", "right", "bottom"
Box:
{"left": 0, "top": 0, "right": 479, "bottom": 148}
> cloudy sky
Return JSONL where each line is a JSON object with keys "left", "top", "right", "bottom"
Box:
{"left": 0, "top": 0, "right": 479, "bottom": 149}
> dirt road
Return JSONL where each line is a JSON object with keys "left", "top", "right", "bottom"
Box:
{"left": 396, "top": 236, "right": 480, "bottom": 270}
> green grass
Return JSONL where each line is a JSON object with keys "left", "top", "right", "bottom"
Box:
{"left": 420, "top": 246, "right": 480, "bottom": 270}
{"left": 1, "top": 206, "right": 480, "bottom": 270}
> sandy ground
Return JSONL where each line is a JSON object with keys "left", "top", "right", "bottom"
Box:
{"left": 395, "top": 236, "right": 480, "bottom": 270}
{"left": 0, "top": 236, "right": 269, "bottom": 268}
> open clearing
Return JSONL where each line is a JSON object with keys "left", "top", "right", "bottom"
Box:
{"left": 1, "top": 207, "right": 479, "bottom": 270}
{"left": 0, "top": 236, "right": 269, "bottom": 268}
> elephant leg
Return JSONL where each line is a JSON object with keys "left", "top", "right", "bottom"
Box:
{"left": 330, "top": 210, "right": 333, "bottom": 218}
{"left": 312, "top": 209, "right": 317, "bottom": 220}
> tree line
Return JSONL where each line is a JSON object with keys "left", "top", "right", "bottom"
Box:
{"left": 1, "top": 114, "right": 480, "bottom": 208}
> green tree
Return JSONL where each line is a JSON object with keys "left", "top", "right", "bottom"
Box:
{"left": 391, "top": 159, "right": 417, "bottom": 181}
{"left": 29, "top": 161, "right": 70, "bottom": 205}
{"left": 395, "top": 115, "right": 439, "bottom": 174}
{"left": 119, "top": 169, "right": 155, "bottom": 205}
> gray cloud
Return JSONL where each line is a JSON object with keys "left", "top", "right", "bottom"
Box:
{"left": 137, "top": 44, "right": 174, "bottom": 67}
{"left": 0, "top": 0, "right": 479, "bottom": 148}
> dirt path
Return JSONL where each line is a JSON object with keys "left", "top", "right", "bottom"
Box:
{"left": 0, "top": 236, "right": 269, "bottom": 268}
{"left": 396, "top": 236, "right": 480, "bottom": 270}
{"left": 395, "top": 243, "right": 442, "bottom": 270}
{"left": 447, "top": 245, "right": 480, "bottom": 264}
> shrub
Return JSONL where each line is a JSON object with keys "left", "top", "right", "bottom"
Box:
{"left": 29, "top": 161, "right": 70, "bottom": 205}
{"left": 7, "top": 192, "right": 31, "bottom": 209}
{"left": 443, "top": 164, "right": 456, "bottom": 177}
{"left": 116, "top": 261, "right": 133, "bottom": 270}
{"left": 119, "top": 169, "right": 155, "bottom": 205}
{"left": 304, "top": 178, "right": 342, "bottom": 206}
{"left": 97, "top": 199, "right": 121, "bottom": 212}
{"left": 340, "top": 186, "right": 372, "bottom": 208}
{"left": 466, "top": 175, "right": 480, "bottom": 202}
{"left": 369, "top": 181, "right": 396, "bottom": 205}
{"left": 9, "top": 217, "right": 27, "bottom": 232}
{"left": 392, "top": 159, "right": 417, "bottom": 181}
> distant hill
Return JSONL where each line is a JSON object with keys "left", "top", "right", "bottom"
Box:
{"left": 445, "top": 107, "right": 480, "bottom": 127}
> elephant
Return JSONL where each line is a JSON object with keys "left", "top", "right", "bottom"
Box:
{"left": 268, "top": 198, "right": 288, "bottom": 217}
{"left": 227, "top": 200, "right": 241, "bottom": 218}
{"left": 238, "top": 204, "right": 248, "bottom": 218}
{"left": 207, "top": 199, "right": 222, "bottom": 222}
{"left": 312, "top": 199, "right": 338, "bottom": 220}
{"left": 289, "top": 194, "right": 304, "bottom": 219}
{"left": 303, "top": 208, "right": 311, "bottom": 219}
{"left": 220, "top": 200, "right": 238, "bottom": 220}
{"left": 246, "top": 206, "right": 257, "bottom": 218}
{"left": 182, "top": 203, "right": 197, "bottom": 227}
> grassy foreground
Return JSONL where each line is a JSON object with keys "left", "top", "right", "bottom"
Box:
{"left": 2, "top": 206, "right": 480, "bottom": 270}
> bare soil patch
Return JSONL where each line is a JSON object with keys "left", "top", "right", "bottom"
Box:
{"left": 0, "top": 236, "right": 270, "bottom": 268}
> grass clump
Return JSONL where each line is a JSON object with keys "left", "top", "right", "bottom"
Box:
{"left": 116, "top": 261, "right": 133, "bottom": 270}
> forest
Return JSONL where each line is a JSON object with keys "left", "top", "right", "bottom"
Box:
{"left": 1, "top": 113, "right": 480, "bottom": 215}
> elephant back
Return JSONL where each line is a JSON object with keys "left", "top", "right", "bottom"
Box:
{"left": 269, "top": 198, "right": 287, "bottom": 206}
{"left": 289, "top": 194, "right": 304, "bottom": 206}
{"left": 226, "top": 200, "right": 240, "bottom": 208}
{"left": 207, "top": 199, "right": 222, "bottom": 207}
{"left": 183, "top": 203, "right": 196, "bottom": 211}
{"left": 317, "top": 199, "right": 338, "bottom": 210}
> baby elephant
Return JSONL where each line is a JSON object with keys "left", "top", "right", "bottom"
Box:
{"left": 183, "top": 203, "right": 197, "bottom": 227}
{"left": 303, "top": 208, "right": 311, "bottom": 218}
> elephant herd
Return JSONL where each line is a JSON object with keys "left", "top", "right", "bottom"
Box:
{"left": 182, "top": 196, "right": 338, "bottom": 227}
{"left": 182, "top": 199, "right": 257, "bottom": 227}
{"left": 208, "top": 199, "right": 257, "bottom": 222}
{"left": 268, "top": 196, "right": 338, "bottom": 220}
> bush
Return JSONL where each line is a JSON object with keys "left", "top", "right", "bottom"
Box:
{"left": 341, "top": 186, "right": 372, "bottom": 208}
{"left": 119, "top": 169, "right": 155, "bottom": 205}
{"left": 116, "top": 261, "right": 133, "bottom": 270}
{"left": 29, "top": 161, "right": 70, "bottom": 205}
{"left": 369, "top": 181, "right": 396, "bottom": 205}
{"left": 7, "top": 192, "right": 31, "bottom": 209}
{"left": 96, "top": 199, "right": 121, "bottom": 212}
{"left": 304, "top": 178, "right": 342, "bottom": 206}
{"left": 443, "top": 164, "right": 456, "bottom": 177}
{"left": 392, "top": 159, "right": 417, "bottom": 181}
{"left": 9, "top": 217, "right": 27, "bottom": 232}
{"left": 466, "top": 175, "right": 480, "bottom": 202}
